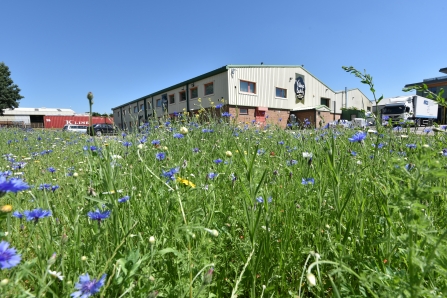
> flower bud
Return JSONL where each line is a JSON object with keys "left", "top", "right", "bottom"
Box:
{"left": 81, "top": 256, "right": 87, "bottom": 261}
{"left": 180, "top": 127, "right": 188, "bottom": 135}
{"left": 225, "top": 151, "right": 232, "bottom": 157}
{"left": 0, "top": 279, "right": 9, "bottom": 286}
{"left": 307, "top": 273, "right": 316, "bottom": 286}
{"left": 202, "top": 267, "right": 214, "bottom": 285}
{"left": 149, "top": 236, "right": 156, "bottom": 244}
{"left": 87, "top": 92, "right": 94, "bottom": 102}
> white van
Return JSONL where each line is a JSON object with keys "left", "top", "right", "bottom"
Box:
{"left": 62, "top": 125, "right": 87, "bottom": 133}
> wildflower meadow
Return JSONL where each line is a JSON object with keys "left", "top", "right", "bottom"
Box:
{"left": 1, "top": 108, "right": 447, "bottom": 297}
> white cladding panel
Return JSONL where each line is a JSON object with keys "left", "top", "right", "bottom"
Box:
{"left": 0, "top": 115, "right": 31, "bottom": 124}
{"left": 228, "top": 67, "right": 337, "bottom": 111}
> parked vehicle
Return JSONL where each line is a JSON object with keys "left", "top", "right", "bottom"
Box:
{"left": 87, "top": 123, "right": 116, "bottom": 136}
{"left": 374, "top": 96, "right": 438, "bottom": 126}
{"left": 62, "top": 125, "right": 87, "bottom": 133}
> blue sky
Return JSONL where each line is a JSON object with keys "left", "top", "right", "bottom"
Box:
{"left": 2, "top": 0, "right": 446, "bottom": 114}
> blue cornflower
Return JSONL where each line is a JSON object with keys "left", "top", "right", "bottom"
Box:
{"left": 48, "top": 167, "right": 56, "bottom": 173}
{"left": 393, "top": 126, "right": 402, "bottom": 132}
{"left": 90, "top": 146, "right": 98, "bottom": 152}
{"left": 278, "top": 141, "right": 284, "bottom": 145}
{"left": 286, "top": 160, "right": 298, "bottom": 166}
{"left": 0, "top": 177, "right": 30, "bottom": 194}
{"left": 348, "top": 131, "right": 367, "bottom": 143}
{"left": 12, "top": 211, "right": 23, "bottom": 219}
{"left": 221, "top": 112, "right": 231, "bottom": 117}
{"left": 51, "top": 185, "right": 59, "bottom": 192}
{"left": 165, "top": 121, "right": 171, "bottom": 127}
{"left": 192, "top": 148, "right": 200, "bottom": 153}
{"left": 173, "top": 133, "right": 184, "bottom": 139}
{"left": 214, "top": 159, "right": 223, "bottom": 164}
{"left": 24, "top": 208, "right": 52, "bottom": 223}
{"left": 301, "top": 178, "right": 315, "bottom": 185}
{"left": 350, "top": 151, "right": 357, "bottom": 156}
{"left": 424, "top": 128, "right": 432, "bottom": 134}
{"left": 162, "top": 167, "right": 179, "bottom": 182}
{"left": 121, "top": 132, "right": 127, "bottom": 138}
{"left": 441, "top": 125, "right": 447, "bottom": 131}
{"left": 215, "top": 104, "right": 223, "bottom": 109}
{"left": 256, "top": 196, "right": 264, "bottom": 203}
{"left": 378, "top": 143, "right": 385, "bottom": 149}
{"left": 123, "top": 142, "right": 132, "bottom": 147}
{"left": 151, "top": 140, "right": 160, "bottom": 146}
{"left": 202, "top": 129, "right": 214, "bottom": 133}
{"left": 87, "top": 209, "right": 111, "bottom": 222}
{"left": 39, "top": 183, "right": 52, "bottom": 190}
{"left": 208, "top": 172, "right": 216, "bottom": 179}
{"left": 405, "top": 164, "right": 415, "bottom": 171}
{"left": 118, "top": 196, "right": 130, "bottom": 203}
{"left": 0, "top": 241, "right": 21, "bottom": 269}
{"left": 257, "top": 149, "right": 266, "bottom": 155}
{"left": 406, "top": 144, "right": 416, "bottom": 149}
{"left": 139, "top": 136, "right": 147, "bottom": 144}
{"left": 71, "top": 273, "right": 107, "bottom": 298}
{"left": 382, "top": 115, "right": 390, "bottom": 121}
{"left": 156, "top": 152, "right": 166, "bottom": 161}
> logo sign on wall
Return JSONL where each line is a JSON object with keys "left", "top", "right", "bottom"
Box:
{"left": 161, "top": 94, "right": 168, "bottom": 111}
{"left": 294, "top": 74, "right": 305, "bottom": 102}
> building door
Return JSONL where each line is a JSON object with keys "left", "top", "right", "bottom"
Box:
{"left": 255, "top": 107, "right": 268, "bottom": 123}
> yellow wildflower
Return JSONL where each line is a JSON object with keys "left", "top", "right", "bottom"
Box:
{"left": 176, "top": 177, "right": 196, "bottom": 188}
{"left": 0, "top": 205, "right": 12, "bottom": 213}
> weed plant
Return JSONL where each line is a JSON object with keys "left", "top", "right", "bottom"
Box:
{"left": 1, "top": 108, "right": 447, "bottom": 297}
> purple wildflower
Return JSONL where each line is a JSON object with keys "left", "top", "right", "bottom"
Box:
{"left": 71, "top": 273, "right": 107, "bottom": 298}
{"left": 0, "top": 241, "right": 21, "bottom": 269}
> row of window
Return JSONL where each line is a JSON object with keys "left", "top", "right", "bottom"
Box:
{"left": 116, "top": 80, "right": 293, "bottom": 117}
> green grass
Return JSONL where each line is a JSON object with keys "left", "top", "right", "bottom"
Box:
{"left": 1, "top": 115, "right": 447, "bottom": 297}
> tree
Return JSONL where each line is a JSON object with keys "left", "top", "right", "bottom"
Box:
{"left": 0, "top": 62, "right": 24, "bottom": 115}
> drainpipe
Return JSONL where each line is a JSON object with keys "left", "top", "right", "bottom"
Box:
{"left": 143, "top": 98, "right": 147, "bottom": 122}
{"left": 119, "top": 107, "right": 123, "bottom": 129}
{"left": 345, "top": 87, "right": 348, "bottom": 109}
{"left": 186, "top": 84, "right": 190, "bottom": 113}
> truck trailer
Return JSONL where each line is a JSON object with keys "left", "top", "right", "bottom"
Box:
{"left": 373, "top": 95, "right": 438, "bottom": 126}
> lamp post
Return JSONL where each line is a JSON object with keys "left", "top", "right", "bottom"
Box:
{"left": 87, "top": 92, "right": 94, "bottom": 131}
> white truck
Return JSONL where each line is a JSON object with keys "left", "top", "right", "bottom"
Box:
{"left": 372, "top": 95, "right": 438, "bottom": 126}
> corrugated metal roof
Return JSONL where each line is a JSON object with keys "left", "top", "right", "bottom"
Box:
{"left": 3, "top": 108, "right": 76, "bottom": 116}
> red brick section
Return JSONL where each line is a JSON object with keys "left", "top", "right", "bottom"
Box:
{"left": 228, "top": 106, "right": 290, "bottom": 129}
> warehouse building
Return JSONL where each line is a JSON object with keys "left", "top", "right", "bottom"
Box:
{"left": 112, "top": 65, "right": 372, "bottom": 129}
{"left": 0, "top": 108, "right": 112, "bottom": 128}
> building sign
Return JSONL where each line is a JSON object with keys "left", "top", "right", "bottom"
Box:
{"left": 294, "top": 74, "right": 305, "bottom": 102}
{"left": 162, "top": 94, "right": 168, "bottom": 111}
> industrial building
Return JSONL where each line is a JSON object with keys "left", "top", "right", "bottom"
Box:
{"left": 0, "top": 108, "right": 112, "bottom": 128}
{"left": 112, "top": 65, "right": 372, "bottom": 129}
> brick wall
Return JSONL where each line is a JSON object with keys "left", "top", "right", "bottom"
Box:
{"left": 228, "top": 106, "right": 290, "bottom": 129}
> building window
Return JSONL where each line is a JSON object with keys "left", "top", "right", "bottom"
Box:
{"left": 128, "top": 107, "right": 131, "bottom": 113}
{"left": 140, "top": 104, "right": 144, "bottom": 111}
{"left": 276, "top": 87, "right": 287, "bottom": 98}
{"left": 134, "top": 106, "right": 138, "bottom": 113}
{"left": 190, "top": 87, "right": 198, "bottom": 99}
{"left": 147, "top": 101, "right": 152, "bottom": 109}
{"left": 240, "top": 80, "right": 256, "bottom": 94}
{"left": 367, "top": 107, "right": 371, "bottom": 112}
{"left": 169, "top": 94, "right": 175, "bottom": 104}
{"left": 320, "top": 97, "right": 330, "bottom": 108}
{"left": 117, "top": 111, "right": 120, "bottom": 117}
{"left": 123, "top": 110, "right": 126, "bottom": 115}
{"left": 179, "top": 91, "right": 186, "bottom": 101}
{"left": 239, "top": 108, "right": 248, "bottom": 115}
{"left": 156, "top": 99, "right": 162, "bottom": 107}
{"left": 204, "top": 82, "right": 214, "bottom": 96}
